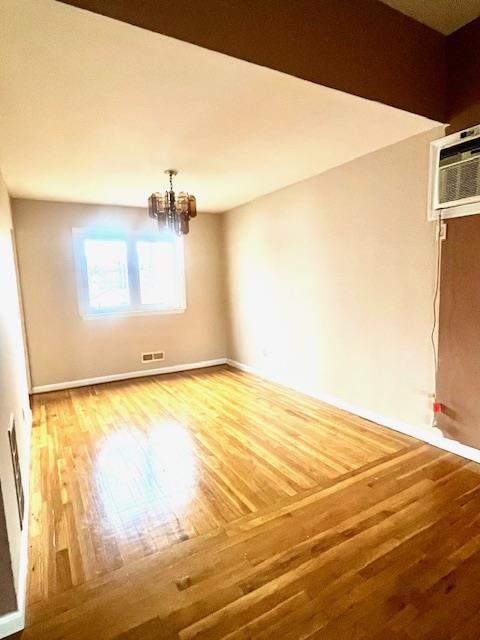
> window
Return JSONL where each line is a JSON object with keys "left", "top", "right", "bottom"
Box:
{"left": 84, "top": 239, "right": 130, "bottom": 310}
{"left": 73, "top": 229, "right": 185, "bottom": 317}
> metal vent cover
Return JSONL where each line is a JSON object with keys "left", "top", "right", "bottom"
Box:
{"left": 439, "top": 156, "right": 480, "bottom": 204}
{"left": 141, "top": 350, "right": 165, "bottom": 363}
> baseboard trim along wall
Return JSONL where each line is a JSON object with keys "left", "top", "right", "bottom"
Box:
{"left": 31, "top": 358, "right": 228, "bottom": 393}
{"left": 0, "top": 408, "right": 32, "bottom": 640}
{"left": 226, "top": 359, "right": 480, "bottom": 465}
{"left": 0, "top": 609, "right": 24, "bottom": 639}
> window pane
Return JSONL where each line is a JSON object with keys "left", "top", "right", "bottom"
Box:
{"left": 84, "top": 239, "right": 130, "bottom": 309}
{"left": 137, "top": 241, "right": 176, "bottom": 306}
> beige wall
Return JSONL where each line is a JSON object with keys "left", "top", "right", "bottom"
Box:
{"left": 0, "top": 171, "right": 30, "bottom": 603}
{"left": 12, "top": 200, "right": 228, "bottom": 388}
{"left": 223, "top": 128, "right": 443, "bottom": 431}
{"left": 11, "top": 129, "right": 441, "bottom": 428}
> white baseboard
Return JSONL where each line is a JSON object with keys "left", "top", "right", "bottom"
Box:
{"left": 226, "top": 359, "right": 480, "bottom": 465}
{"left": 0, "top": 408, "right": 32, "bottom": 639}
{"left": 0, "top": 608, "right": 24, "bottom": 639}
{"left": 32, "top": 359, "right": 228, "bottom": 393}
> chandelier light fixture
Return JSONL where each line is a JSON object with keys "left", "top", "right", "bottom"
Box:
{"left": 148, "top": 169, "right": 197, "bottom": 236}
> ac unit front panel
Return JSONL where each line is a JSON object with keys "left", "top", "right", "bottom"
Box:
{"left": 429, "top": 126, "right": 480, "bottom": 221}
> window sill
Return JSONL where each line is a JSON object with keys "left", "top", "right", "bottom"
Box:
{"left": 80, "top": 307, "right": 186, "bottom": 319}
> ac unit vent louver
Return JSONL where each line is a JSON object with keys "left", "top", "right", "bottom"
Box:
{"left": 439, "top": 156, "right": 480, "bottom": 204}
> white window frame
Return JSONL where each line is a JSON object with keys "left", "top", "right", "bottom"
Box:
{"left": 72, "top": 228, "right": 186, "bottom": 318}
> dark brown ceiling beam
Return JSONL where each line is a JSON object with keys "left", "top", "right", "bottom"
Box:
{"left": 446, "top": 16, "right": 480, "bottom": 133}
{"left": 58, "top": 0, "right": 447, "bottom": 123}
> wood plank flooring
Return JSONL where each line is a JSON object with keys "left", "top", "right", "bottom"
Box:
{"left": 23, "top": 365, "right": 480, "bottom": 639}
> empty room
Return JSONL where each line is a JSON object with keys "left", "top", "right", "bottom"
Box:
{"left": 2, "top": 1, "right": 480, "bottom": 638}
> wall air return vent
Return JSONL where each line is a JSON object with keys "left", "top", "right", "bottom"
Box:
{"left": 8, "top": 416, "right": 25, "bottom": 529}
{"left": 141, "top": 351, "right": 165, "bottom": 364}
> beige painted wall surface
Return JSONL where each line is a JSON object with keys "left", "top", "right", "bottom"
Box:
{"left": 13, "top": 200, "right": 228, "bottom": 388}
{"left": 223, "top": 128, "right": 442, "bottom": 430}
{"left": 0, "top": 171, "right": 30, "bottom": 600}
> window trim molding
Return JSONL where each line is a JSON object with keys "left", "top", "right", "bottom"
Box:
{"left": 72, "top": 227, "right": 186, "bottom": 318}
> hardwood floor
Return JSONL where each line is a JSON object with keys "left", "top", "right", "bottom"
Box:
{"left": 23, "top": 365, "right": 480, "bottom": 639}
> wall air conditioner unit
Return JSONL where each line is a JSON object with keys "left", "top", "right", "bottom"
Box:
{"left": 428, "top": 124, "right": 480, "bottom": 221}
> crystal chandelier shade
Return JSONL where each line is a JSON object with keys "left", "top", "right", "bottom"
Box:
{"left": 148, "top": 170, "right": 197, "bottom": 236}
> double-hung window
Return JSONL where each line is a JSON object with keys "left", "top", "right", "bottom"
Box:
{"left": 72, "top": 228, "right": 186, "bottom": 317}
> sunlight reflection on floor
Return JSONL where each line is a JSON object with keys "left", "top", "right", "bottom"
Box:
{"left": 95, "top": 421, "right": 197, "bottom": 532}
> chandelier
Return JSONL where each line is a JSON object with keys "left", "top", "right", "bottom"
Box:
{"left": 148, "top": 169, "right": 197, "bottom": 236}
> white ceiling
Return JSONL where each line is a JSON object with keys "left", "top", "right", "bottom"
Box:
{"left": 381, "top": 0, "right": 480, "bottom": 35}
{"left": 0, "top": 0, "right": 439, "bottom": 213}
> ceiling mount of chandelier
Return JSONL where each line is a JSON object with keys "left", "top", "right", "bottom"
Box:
{"left": 148, "top": 169, "right": 197, "bottom": 236}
